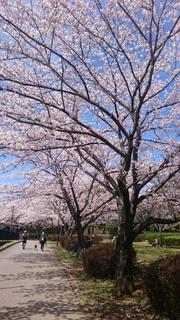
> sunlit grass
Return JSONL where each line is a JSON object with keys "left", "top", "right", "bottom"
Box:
{"left": 54, "top": 241, "right": 180, "bottom": 305}
{"left": 78, "top": 274, "right": 114, "bottom": 302}
{"left": 134, "top": 241, "right": 180, "bottom": 264}
{"left": 55, "top": 243, "right": 78, "bottom": 264}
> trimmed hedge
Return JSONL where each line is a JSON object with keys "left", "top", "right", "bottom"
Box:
{"left": 145, "top": 232, "right": 180, "bottom": 247}
{"left": 106, "top": 222, "right": 118, "bottom": 235}
{"left": 144, "top": 254, "right": 180, "bottom": 320}
{"left": 81, "top": 243, "right": 136, "bottom": 279}
{"left": 145, "top": 232, "right": 162, "bottom": 245}
{"left": 163, "top": 236, "right": 180, "bottom": 247}
{"left": 81, "top": 243, "right": 116, "bottom": 278}
{"left": 59, "top": 235, "right": 100, "bottom": 251}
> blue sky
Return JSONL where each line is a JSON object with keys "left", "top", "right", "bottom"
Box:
{"left": 0, "top": 156, "right": 28, "bottom": 188}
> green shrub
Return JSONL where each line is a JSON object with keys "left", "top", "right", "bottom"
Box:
{"left": 144, "top": 232, "right": 180, "bottom": 247}
{"left": 163, "top": 236, "right": 180, "bottom": 247}
{"left": 106, "top": 222, "right": 118, "bottom": 235}
{"left": 144, "top": 255, "right": 180, "bottom": 320}
{"left": 81, "top": 243, "right": 116, "bottom": 278}
{"left": 144, "top": 232, "right": 161, "bottom": 244}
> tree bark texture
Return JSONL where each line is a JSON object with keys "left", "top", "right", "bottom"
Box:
{"left": 115, "top": 196, "right": 135, "bottom": 296}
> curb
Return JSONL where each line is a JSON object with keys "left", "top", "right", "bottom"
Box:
{"left": 0, "top": 240, "right": 21, "bottom": 252}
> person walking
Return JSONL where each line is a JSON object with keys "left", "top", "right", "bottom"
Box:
{"left": 21, "top": 230, "right": 28, "bottom": 249}
{"left": 39, "top": 231, "right": 47, "bottom": 251}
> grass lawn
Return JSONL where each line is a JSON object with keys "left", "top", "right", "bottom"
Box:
{"left": 134, "top": 241, "right": 180, "bottom": 264}
{"left": 55, "top": 242, "right": 180, "bottom": 319}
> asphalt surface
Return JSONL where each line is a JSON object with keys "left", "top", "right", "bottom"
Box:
{"left": 0, "top": 241, "right": 96, "bottom": 320}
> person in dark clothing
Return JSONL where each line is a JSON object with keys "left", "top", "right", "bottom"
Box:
{"left": 39, "top": 232, "right": 47, "bottom": 251}
{"left": 21, "top": 230, "right": 28, "bottom": 249}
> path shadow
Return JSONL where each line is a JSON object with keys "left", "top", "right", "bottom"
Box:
{"left": 0, "top": 300, "right": 98, "bottom": 320}
{"left": 0, "top": 245, "right": 99, "bottom": 320}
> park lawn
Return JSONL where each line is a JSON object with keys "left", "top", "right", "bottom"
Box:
{"left": 56, "top": 242, "right": 180, "bottom": 294}
{"left": 55, "top": 243, "right": 173, "bottom": 319}
{"left": 134, "top": 241, "right": 180, "bottom": 264}
{"left": 54, "top": 239, "right": 180, "bottom": 320}
{"left": 144, "top": 231, "right": 180, "bottom": 239}
{"left": 78, "top": 242, "right": 180, "bottom": 301}
{"left": 55, "top": 240, "right": 180, "bottom": 266}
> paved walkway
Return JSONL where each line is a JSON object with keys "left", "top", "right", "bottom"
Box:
{"left": 0, "top": 241, "right": 96, "bottom": 320}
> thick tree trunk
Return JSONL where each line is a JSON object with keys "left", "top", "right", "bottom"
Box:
{"left": 115, "top": 233, "right": 134, "bottom": 296}
{"left": 115, "top": 197, "right": 134, "bottom": 296}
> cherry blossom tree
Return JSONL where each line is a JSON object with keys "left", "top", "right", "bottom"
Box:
{"left": 4, "top": 186, "right": 58, "bottom": 224}
{"left": 20, "top": 149, "right": 116, "bottom": 246}
{"left": 137, "top": 174, "right": 180, "bottom": 232}
{"left": 0, "top": 145, "right": 116, "bottom": 245}
{"left": 0, "top": 0, "right": 179, "bottom": 295}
